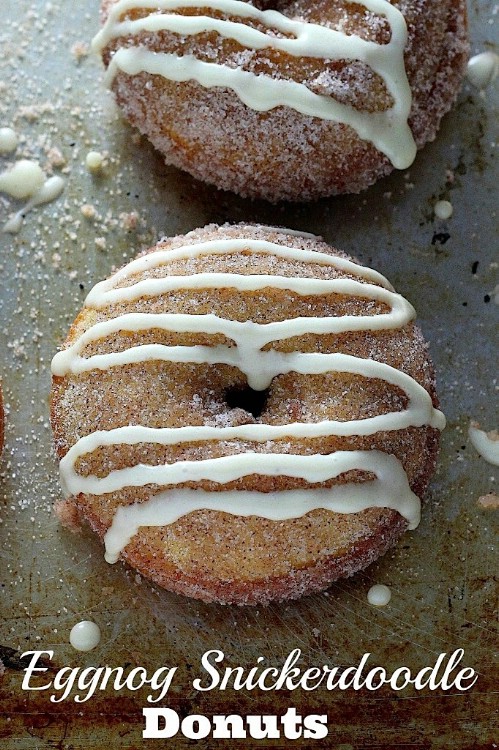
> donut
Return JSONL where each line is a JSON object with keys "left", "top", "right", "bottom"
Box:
{"left": 92, "top": 0, "right": 468, "bottom": 202}
{"left": 50, "top": 223, "right": 445, "bottom": 605}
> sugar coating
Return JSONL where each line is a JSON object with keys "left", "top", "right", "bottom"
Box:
{"left": 51, "top": 223, "right": 442, "bottom": 605}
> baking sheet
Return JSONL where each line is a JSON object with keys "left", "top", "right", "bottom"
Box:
{"left": 0, "top": 0, "right": 497, "bottom": 747}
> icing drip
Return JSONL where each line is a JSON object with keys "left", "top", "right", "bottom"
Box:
{"left": 51, "top": 237, "right": 445, "bottom": 563}
{"left": 3, "top": 175, "right": 65, "bottom": 234}
{"left": 466, "top": 52, "right": 499, "bottom": 90}
{"left": 0, "top": 159, "right": 66, "bottom": 234}
{"left": 469, "top": 423, "right": 499, "bottom": 467}
{"left": 92, "top": 0, "right": 416, "bottom": 169}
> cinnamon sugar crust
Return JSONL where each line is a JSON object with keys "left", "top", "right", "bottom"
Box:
{"left": 51, "top": 224, "right": 442, "bottom": 604}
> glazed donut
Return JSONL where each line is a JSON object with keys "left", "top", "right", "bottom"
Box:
{"left": 50, "top": 223, "right": 445, "bottom": 605}
{"left": 93, "top": 0, "right": 468, "bottom": 201}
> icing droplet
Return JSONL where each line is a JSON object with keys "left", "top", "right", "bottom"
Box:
{"left": 86, "top": 151, "right": 104, "bottom": 172}
{"left": 0, "top": 127, "right": 18, "bottom": 154}
{"left": 434, "top": 200, "right": 453, "bottom": 220}
{"left": 469, "top": 423, "right": 499, "bottom": 467}
{"left": 0, "top": 159, "right": 45, "bottom": 200}
{"left": 69, "top": 621, "right": 101, "bottom": 651}
{"left": 30, "top": 175, "right": 66, "bottom": 207}
{"left": 3, "top": 214, "right": 24, "bottom": 234}
{"left": 3, "top": 175, "right": 65, "bottom": 234}
{"left": 367, "top": 584, "right": 391, "bottom": 606}
{"left": 466, "top": 52, "right": 499, "bottom": 90}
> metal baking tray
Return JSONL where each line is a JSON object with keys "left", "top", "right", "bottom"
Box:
{"left": 0, "top": 0, "right": 497, "bottom": 747}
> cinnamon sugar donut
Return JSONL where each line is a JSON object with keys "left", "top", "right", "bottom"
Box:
{"left": 50, "top": 223, "right": 445, "bottom": 604}
{"left": 93, "top": 0, "right": 468, "bottom": 201}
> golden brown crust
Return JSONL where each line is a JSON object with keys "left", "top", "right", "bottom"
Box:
{"left": 51, "top": 223, "right": 441, "bottom": 604}
{"left": 99, "top": 0, "right": 469, "bottom": 201}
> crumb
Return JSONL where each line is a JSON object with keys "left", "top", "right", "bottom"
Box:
{"left": 17, "top": 102, "right": 55, "bottom": 122}
{"left": 477, "top": 493, "right": 499, "bottom": 509}
{"left": 119, "top": 210, "right": 139, "bottom": 231}
{"left": 81, "top": 203, "right": 97, "bottom": 220}
{"left": 46, "top": 146, "right": 66, "bottom": 170}
{"left": 54, "top": 498, "right": 82, "bottom": 531}
{"left": 71, "top": 41, "right": 89, "bottom": 62}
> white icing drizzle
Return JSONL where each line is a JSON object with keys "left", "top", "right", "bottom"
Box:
{"left": 53, "top": 296, "right": 418, "bottom": 390}
{"left": 92, "top": 0, "right": 416, "bottom": 169}
{"left": 3, "top": 175, "right": 66, "bottom": 235}
{"left": 0, "top": 159, "right": 66, "bottom": 233}
{"left": 87, "top": 273, "right": 403, "bottom": 309}
{"left": 86, "top": 238, "right": 395, "bottom": 296}
{"left": 104, "top": 452, "right": 420, "bottom": 563}
{"left": 52, "top": 240, "right": 419, "bottom": 391}
{"left": 256, "top": 226, "right": 318, "bottom": 240}
{"left": 52, "top": 236, "right": 445, "bottom": 563}
{"left": 469, "top": 423, "right": 499, "bottom": 467}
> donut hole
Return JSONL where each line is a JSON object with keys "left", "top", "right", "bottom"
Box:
{"left": 251, "top": 0, "right": 285, "bottom": 10}
{"left": 225, "top": 384, "right": 270, "bottom": 419}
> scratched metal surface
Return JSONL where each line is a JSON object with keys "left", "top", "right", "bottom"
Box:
{"left": 0, "top": 0, "right": 497, "bottom": 748}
